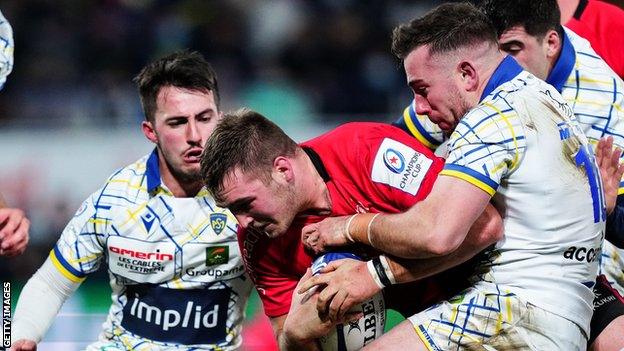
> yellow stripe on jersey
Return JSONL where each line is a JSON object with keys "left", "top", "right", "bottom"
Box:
{"left": 49, "top": 249, "right": 86, "bottom": 283}
{"left": 440, "top": 170, "right": 496, "bottom": 196}
{"left": 403, "top": 106, "right": 437, "bottom": 149}
{"left": 483, "top": 102, "right": 521, "bottom": 173}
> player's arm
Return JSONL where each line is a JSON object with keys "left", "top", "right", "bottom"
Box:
{"left": 345, "top": 175, "right": 492, "bottom": 259}
{"left": 299, "top": 201, "right": 501, "bottom": 321}
{"left": 11, "top": 257, "right": 83, "bottom": 349}
{"left": 383, "top": 201, "right": 501, "bottom": 281}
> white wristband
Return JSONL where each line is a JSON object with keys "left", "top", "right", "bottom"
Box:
{"left": 367, "top": 260, "right": 385, "bottom": 289}
{"left": 378, "top": 255, "right": 397, "bottom": 285}
{"left": 344, "top": 214, "right": 357, "bottom": 243}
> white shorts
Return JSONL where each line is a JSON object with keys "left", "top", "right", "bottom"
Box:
{"left": 407, "top": 282, "right": 587, "bottom": 351}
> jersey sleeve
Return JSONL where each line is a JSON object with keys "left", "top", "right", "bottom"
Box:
{"left": 50, "top": 191, "right": 107, "bottom": 283}
{"left": 392, "top": 100, "right": 445, "bottom": 150}
{"left": 0, "top": 10, "right": 14, "bottom": 90}
{"left": 366, "top": 125, "right": 445, "bottom": 209}
{"left": 440, "top": 103, "right": 527, "bottom": 196}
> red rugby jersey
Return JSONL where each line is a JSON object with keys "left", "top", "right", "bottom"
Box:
{"left": 238, "top": 122, "right": 444, "bottom": 317}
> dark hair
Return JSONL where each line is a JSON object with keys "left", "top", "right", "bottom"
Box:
{"left": 391, "top": 2, "right": 498, "bottom": 60}
{"left": 201, "top": 109, "right": 299, "bottom": 202}
{"left": 477, "top": 0, "right": 562, "bottom": 38}
{"left": 133, "top": 50, "right": 220, "bottom": 122}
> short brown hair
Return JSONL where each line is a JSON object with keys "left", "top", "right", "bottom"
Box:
{"left": 201, "top": 109, "right": 299, "bottom": 202}
{"left": 133, "top": 50, "right": 220, "bottom": 122}
{"left": 391, "top": 2, "right": 498, "bottom": 60}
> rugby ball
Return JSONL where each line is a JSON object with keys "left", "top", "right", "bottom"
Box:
{"left": 311, "top": 252, "right": 386, "bottom": 351}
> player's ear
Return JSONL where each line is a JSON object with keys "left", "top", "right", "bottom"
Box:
{"left": 273, "top": 156, "right": 294, "bottom": 184}
{"left": 544, "top": 29, "right": 561, "bottom": 60}
{"left": 458, "top": 60, "right": 478, "bottom": 92}
{"left": 142, "top": 120, "right": 158, "bottom": 144}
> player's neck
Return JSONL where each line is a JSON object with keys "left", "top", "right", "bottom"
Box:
{"left": 558, "top": 0, "right": 580, "bottom": 23}
{"left": 298, "top": 152, "right": 332, "bottom": 216}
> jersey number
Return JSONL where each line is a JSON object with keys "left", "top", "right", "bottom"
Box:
{"left": 575, "top": 145, "right": 607, "bottom": 223}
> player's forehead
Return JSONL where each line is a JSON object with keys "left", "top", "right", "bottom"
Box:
{"left": 153, "top": 86, "right": 217, "bottom": 119}
{"left": 219, "top": 168, "right": 262, "bottom": 204}
{"left": 404, "top": 45, "right": 447, "bottom": 86}
{"left": 499, "top": 25, "right": 534, "bottom": 44}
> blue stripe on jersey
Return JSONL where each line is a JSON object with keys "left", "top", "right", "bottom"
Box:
{"left": 480, "top": 56, "right": 523, "bottom": 101}
{"left": 577, "top": 51, "right": 601, "bottom": 60}
{"left": 53, "top": 245, "right": 86, "bottom": 278}
{"left": 546, "top": 29, "right": 576, "bottom": 92}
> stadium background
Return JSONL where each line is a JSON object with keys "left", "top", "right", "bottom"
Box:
{"left": 1, "top": 0, "right": 623, "bottom": 349}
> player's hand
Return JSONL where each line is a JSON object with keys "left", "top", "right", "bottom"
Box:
{"left": 596, "top": 136, "right": 624, "bottom": 214}
{"left": 0, "top": 208, "right": 30, "bottom": 257}
{"left": 10, "top": 339, "right": 37, "bottom": 351}
{"left": 297, "top": 258, "right": 380, "bottom": 322}
{"left": 282, "top": 269, "right": 361, "bottom": 345}
{"left": 302, "top": 216, "right": 351, "bottom": 255}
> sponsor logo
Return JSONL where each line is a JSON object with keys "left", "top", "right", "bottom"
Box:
{"left": 186, "top": 265, "right": 245, "bottom": 278}
{"left": 361, "top": 299, "right": 379, "bottom": 345}
{"left": 206, "top": 246, "right": 229, "bottom": 266}
{"left": 371, "top": 138, "right": 432, "bottom": 196}
{"left": 383, "top": 148, "right": 405, "bottom": 174}
{"left": 563, "top": 245, "right": 601, "bottom": 263}
{"left": 210, "top": 213, "right": 227, "bottom": 235}
{"left": 107, "top": 237, "right": 176, "bottom": 283}
{"left": 141, "top": 212, "right": 156, "bottom": 233}
{"left": 109, "top": 246, "right": 173, "bottom": 261}
{"left": 121, "top": 285, "right": 229, "bottom": 344}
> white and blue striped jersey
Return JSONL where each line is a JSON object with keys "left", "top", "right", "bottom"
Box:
{"left": 0, "top": 10, "right": 14, "bottom": 90}
{"left": 395, "top": 28, "right": 624, "bottom": 298}
{"left": 51, "top": 150, "right": 252, "bottom": 350}
{"left": 441, "top": 56, "right": 604, "bottom": 335}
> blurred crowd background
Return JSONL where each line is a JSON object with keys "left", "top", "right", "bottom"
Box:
{"left": 1, "top": 0, "right": 623, "bottom": 349}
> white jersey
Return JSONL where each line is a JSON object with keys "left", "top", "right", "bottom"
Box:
{"left": 51, "top": 150, "right": 252, "bottom": 350}
{"left": 0, "top": 9, "right": 14, "bottom": 89}
{"left": 396, "top": 28, "right": 624, "bottom": 298}
{"left": 440, "top": 57, "right": 604, "bottom": 335}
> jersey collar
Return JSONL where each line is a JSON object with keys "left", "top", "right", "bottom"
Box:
{"left": 480, "top": 55, "right": 524, "bottom": 102}
{"left": 545, "top": 28, "right": 575, "bottom": 92}
{"left": 146, "top": 148, "right": 162, "bottom": 194}
{"left": 302, "top": 146, "right": 331, "bottom": 183}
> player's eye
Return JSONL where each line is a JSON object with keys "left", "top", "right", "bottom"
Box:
{"left": 168, "top": 118, "right": 187, "bottom": 126}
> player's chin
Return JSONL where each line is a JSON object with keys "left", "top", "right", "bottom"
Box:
{"left": 263, "top": 224, "right": 286, "bottom": 238}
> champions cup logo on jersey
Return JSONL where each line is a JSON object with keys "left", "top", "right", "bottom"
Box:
{"left": 371, "top": 138, "right": 432, "bottom": 195}
{"left": 210, "top": 213, "right": 227, "bottom": 235}
{"left": 383, "top": 148, "right": 406, "bottom": 174}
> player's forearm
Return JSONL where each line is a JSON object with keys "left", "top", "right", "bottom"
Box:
{"left": 348, "top": 207, "right": 462, "bottom": 259}
{"left": 12, "top": 257, "right": 81, "bottom": 342}
{"left": 388, "top": 203, "right": 501, "bottom": 281}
